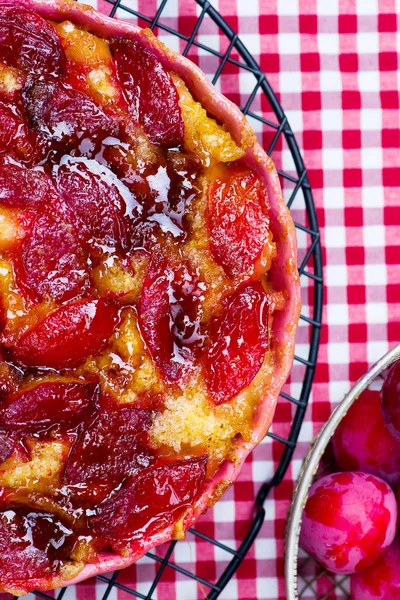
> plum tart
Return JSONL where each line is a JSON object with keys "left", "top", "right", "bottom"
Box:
{"left": 0, "top": 0, "right": 300, "bottom": 593}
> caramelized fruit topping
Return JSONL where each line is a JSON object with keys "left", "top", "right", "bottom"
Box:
{"left": 22, "top": 79, "right": 120, "bottom": 156}
{"left": 0, "top": 506, "right": 76, "bottom": 586}
{"left": 0, "top": 7, "right": 276, "bottom": 588}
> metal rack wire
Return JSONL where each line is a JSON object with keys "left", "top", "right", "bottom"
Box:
{"left": 11, "top": 1, "right": 323, "bottom": 598}
{"left": 298, "top": 554, "right": 350, "bottom": 600}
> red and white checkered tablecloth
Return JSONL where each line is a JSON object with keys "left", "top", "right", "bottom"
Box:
{"left": 10, "top": 1, "right": 399, "bottom": 599}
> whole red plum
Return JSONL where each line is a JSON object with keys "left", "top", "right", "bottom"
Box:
{"left": 381, "top": 360, "right": 400, "bottom": 443}
{"left": 299, "top": 471, "right": 397, "bottom": 575}
{"left": 351, "top": 538, "right": 400, "bottom": 599}
{"left": 332, "top": 389, "right": 400, "bottom": 486}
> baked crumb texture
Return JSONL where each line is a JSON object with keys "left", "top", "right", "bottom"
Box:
{"left": 0, "top": 6, "right": 287, "bottom": 594}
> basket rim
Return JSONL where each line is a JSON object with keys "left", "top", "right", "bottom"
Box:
{"left": 285, "top": 342, "right": 400, "bottom": 600}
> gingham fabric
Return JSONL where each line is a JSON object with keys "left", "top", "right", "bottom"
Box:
{"left": 2, "top": 1, "right": 399, "bottom": 599}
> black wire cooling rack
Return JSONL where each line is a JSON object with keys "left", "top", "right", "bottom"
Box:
{"left": 298, "top": 553, "right": 350, "bottom": 599}
{"left": 12, "top": 1, "right": 323, "bottom": 599}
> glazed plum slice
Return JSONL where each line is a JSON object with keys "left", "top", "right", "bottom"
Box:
{"left": 0, "top": 159, "right": 58, "bottom": 208}
{"left": 13, "top": 202, "right": 90, "bottom": 303}
{"left": 56, "top": 157, "right": 140, "bottom": 252}
{"left": 0, "top": 297, "right": 5, "bottom": 333}
{"left": 89, "top": 457, "right": 207, "bottom": 550}
{"left": 10, "top": 299, "right": 121, "bottom": 370}
{"left": 205, "top": 282, "right": 269, "bottom": 404}
{"left": 351, "top": 538, "right": 400, "bottom": 599}
{"left": 0, "top": 4, "right": 65, "bottom": 76}
{"left": 138, "top": 254, "right": 205, "bottom": 383}
{"left": 0, "top": 432, "right": 13, "bottom": 464}
{"left": 22, "top": 79, "right": 120, "bottom": 155}
{"left": 299, "top": 472, "right": 398, "bottom": 575}
{"left": 112, "top": 38, "right": 184, "bottom": 148}
{"left": 0, "top": 382, "right": 100, "bottom": 435}
{"left": 0, "top": 507, "right": 76, "bottom": 588}
{"left": 208, "top": 164, "right": 271, "bottom": 278}
{"left": 0, "top": 100, "right": 43, "bottom": 164}
{"left": 64, "top": 404, "right": 154, "bottom": 485}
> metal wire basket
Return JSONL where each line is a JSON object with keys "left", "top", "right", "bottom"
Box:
{"left": 7, "top": 1, "right": 323, "bottom": 599}
{"left": 286, "top": 343, "right": 400, "bottom": 600}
